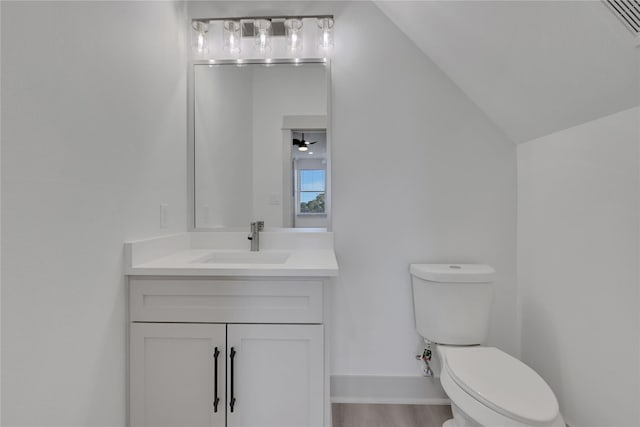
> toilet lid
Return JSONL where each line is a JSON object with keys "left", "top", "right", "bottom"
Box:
{"left": 444, "top": 347, "right": 559, "bottom": 425}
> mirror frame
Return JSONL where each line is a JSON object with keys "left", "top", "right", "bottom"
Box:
{"left": 187, "top": 58, "right": 332, "bottom": 231}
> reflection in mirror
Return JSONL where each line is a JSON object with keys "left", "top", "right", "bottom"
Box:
{"left": 194, "top": 63, "right": 328, "bottom": 230}
{"left": 290, "top": 130, "right": 327, "bottom": 228}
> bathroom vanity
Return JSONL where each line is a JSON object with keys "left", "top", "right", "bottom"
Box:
{"left": 126, "top": 46, "right": 338, "bottom": 427}
{"left": 125, "top": 232, "right": 338, "bottom": 427}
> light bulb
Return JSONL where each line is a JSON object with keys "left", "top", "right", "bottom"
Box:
{"left": 192, "top": 21, "right": 209, "bottom": 55}
{"left": 317, "top": 17, "right": 334, "bottom": 52}
{"left": 223, "top": 20, "right": 242, "bottom": 55}
{"left": 254, "top": 19, "right": 272, "bottom": 57}
{"left": 285, "top": 18, "right": 303, "bottom": 56}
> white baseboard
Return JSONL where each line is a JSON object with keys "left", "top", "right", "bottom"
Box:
{"left": 330, "top": 375, "right": 449, "bottom": 405}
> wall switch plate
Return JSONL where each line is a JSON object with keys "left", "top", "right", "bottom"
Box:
{"left": 160, "top": 204, "right": 168, "bottom": 229}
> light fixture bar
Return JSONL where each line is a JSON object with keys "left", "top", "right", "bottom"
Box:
{"left": 193, "top": 58, "right": 327, "bottom": 66}
{"left": 193, "top": 15, "right": 333, "bottom": 23}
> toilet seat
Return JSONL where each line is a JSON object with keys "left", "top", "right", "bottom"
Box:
{"left": 443, "top": 347, "right": 560, "bottom": 425}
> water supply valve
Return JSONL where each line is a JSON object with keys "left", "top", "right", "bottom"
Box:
{"left": 416, "top": 341, "right": 434, "bottom": 377}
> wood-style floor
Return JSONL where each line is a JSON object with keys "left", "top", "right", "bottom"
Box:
{"left": 332, "top": 403, "right": 452, "bottom": 427}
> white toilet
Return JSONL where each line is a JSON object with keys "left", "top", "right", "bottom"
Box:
{"left": 410, "top": 264, "right": 565, "bottom": 427}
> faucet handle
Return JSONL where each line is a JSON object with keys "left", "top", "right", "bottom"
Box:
{"left": 257, "top": 221, "right": 264, "bottom": 231}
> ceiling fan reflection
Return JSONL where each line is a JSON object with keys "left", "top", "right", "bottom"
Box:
{"left": 293, "top": 133, "right": 317, "bottom": 152}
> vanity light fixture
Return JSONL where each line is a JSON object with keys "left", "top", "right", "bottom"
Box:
{"left": 192, "top": 15, "right": 334, "bottom": 59}
{"left": 223, "top": 20, "right": 242, "bottom": 55}
{"left": 192, "top": 21, "right": 209, "bottom": 55}
{"left": 317, "top": 17, "right": 334, "bottom": 52}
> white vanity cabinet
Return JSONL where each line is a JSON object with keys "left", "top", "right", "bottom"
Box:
{"left": 128, "top": 276, "right": 329, "bottom": 427}
{"left": 130, "top": 323, "right": 227, "bottom": 427}
{"left": 226, "top": 324, "right": 324, "bottom": 427}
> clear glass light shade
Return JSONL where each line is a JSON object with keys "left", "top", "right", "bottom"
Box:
{"left": 285, "top": 18, "right": 303, "bottom": 56}
{"left": 317, "top": 18, "right": 334, "bottom": 52}
{"left": 223, "top": 20, "right": 242, "bottom": 55}
{"left": 192, "top": 21, "right": 209, "bottom": 55}
{"left": 254, "top": 19, "right": 272, "bottom": 56}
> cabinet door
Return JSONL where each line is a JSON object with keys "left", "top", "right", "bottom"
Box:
{"left": 227, "top": 324, "right": 324, "bottom": 427}
{"left": 130, "top": 323, "right": 226, "bottom": 427}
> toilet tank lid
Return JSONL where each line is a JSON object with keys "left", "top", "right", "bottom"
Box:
{"left": 409, "top": 264, "right": 495, "bottom": 283}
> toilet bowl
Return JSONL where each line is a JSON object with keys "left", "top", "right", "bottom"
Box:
{"left": 437, "top": 345, "right": 565, "bottom": 427}
{"left": 409, "top": 264, "right": 565, "bottom": 427}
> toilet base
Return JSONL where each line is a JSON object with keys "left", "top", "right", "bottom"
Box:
{"left": 442, "top": 419, "right": 456, "bottom": 427}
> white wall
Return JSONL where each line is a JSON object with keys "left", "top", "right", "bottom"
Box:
{"left": 329, "top": 2, "right": 518, "bottom": 376}
{"left": 518, "top": 107, "right": 640, "bottom": 427}
{"left": 0, "top": 0, "right": 2, "bottom": 424}
{"left": 1, "top": 2, "right": 187, "bottom": 426}
{"left": 0, "top": 3, "right": 3, "bottom": 421}
{"left": 188, "top": 1, "right": 518, "bottom": 382}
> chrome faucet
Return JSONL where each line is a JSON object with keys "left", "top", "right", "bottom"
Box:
{"left": 248, "top": 221, "right": 264, "bottom": 252}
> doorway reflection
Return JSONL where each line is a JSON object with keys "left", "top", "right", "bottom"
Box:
{"left": 291, "top": 130, "right": 327, "bottom": 228}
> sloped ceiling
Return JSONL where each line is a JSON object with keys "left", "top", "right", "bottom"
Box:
{"left": 376, "top": 1, "right": 639, "bottom": 143}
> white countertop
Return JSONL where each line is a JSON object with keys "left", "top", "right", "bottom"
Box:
{"left": 124, "top": 232, "right": 339, "bottom": 277}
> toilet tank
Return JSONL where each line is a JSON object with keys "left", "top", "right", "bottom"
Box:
{"left": 410, "top": 264, "right": 495, "bottom": 345}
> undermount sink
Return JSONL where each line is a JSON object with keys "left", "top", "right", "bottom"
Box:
{"left": 193, "top": 251, "right": 291, "bottom": 265}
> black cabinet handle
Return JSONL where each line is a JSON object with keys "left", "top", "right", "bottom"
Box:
{"left": 230, "top": 347, "right": 236, "bottom": 413}
{"left": 213, "top": 347, "right": 220, "bottom": 412}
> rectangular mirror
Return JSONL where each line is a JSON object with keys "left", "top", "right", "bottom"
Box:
{"left": 192, "top": 62, "right": 329, "bottom": 230}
